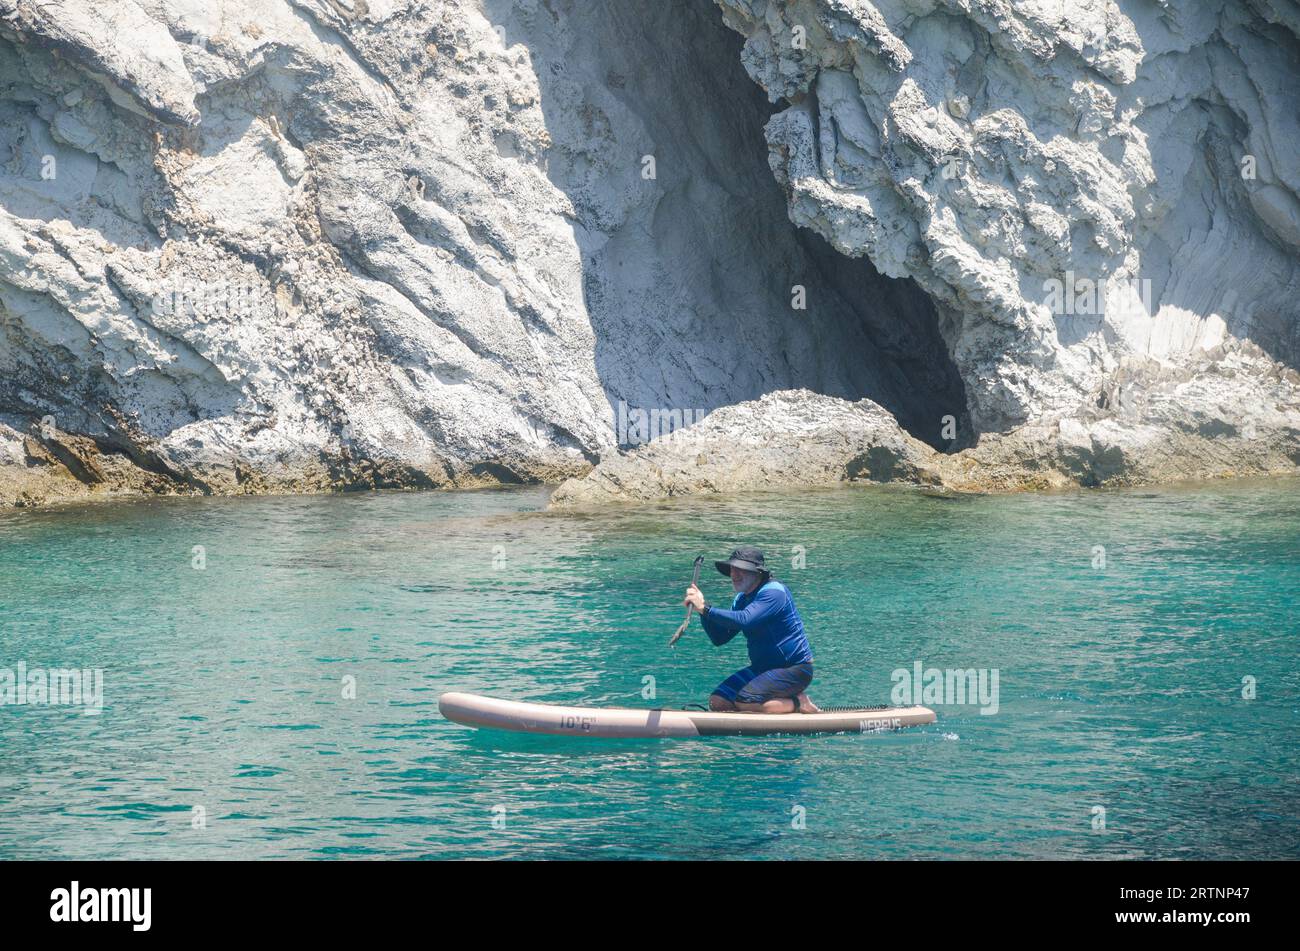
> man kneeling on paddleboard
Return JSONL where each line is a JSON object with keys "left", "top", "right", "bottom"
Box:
{"left": 683, "top": 547, "right": 820, "bottom": 714}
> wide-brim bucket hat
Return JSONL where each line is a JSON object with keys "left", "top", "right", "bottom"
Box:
{"left": 715, "top": 546, "right": 767, "bottom": 577}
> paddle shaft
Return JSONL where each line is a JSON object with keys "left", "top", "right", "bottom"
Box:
{"left": 669, "top": 555, "right": 705, "bottom": 646}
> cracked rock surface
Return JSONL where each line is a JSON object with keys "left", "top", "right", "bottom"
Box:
{"left": 2, "top": 0, "right": 1298, "bottom": 508}
{"left": 549, "top": 388, "right": 945, "bottom": 506}
{"left": 716, "top": 0, "right": 1300, "bottom": 433}
{"left": 1, "top": 0, "right": 958, "bottom": 507}
{"left": 552, "top": 339, "right": 1300, "bottom": 505}
{"left": 555, "top": 0, "right": 1300, "bottom": 504}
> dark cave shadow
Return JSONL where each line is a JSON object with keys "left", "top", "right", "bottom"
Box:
{"left": 484, "top": 0, "right": 970, "bottom": 450}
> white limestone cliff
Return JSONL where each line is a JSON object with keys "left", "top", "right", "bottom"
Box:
{"left": 715, "top": 0, "right": 1300, "bottom": 434}
{"left": 557, "top": 0, "right": 1300, "bottom": 504}
{"left": 1, "top": 0, "right": 1297, "bottom": 508}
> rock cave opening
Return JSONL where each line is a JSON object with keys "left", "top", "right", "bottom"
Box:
{"left": 493, "top": 0, "right": 971, "bottom": 451}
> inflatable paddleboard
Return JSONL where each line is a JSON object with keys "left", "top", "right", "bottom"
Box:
{"left": 438, "top": 692, "right": 936, "bottom": 738}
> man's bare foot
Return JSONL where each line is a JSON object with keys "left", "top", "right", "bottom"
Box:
{"left": 796, "top": 692, "right": 821, "bottom": 713}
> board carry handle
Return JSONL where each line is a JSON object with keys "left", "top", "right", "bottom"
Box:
{"left": 668, "top": 555, "right": 705, "bottom": 647}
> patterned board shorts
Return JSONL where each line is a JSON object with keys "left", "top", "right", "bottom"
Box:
{"left": 712, "top": 662, "right": 814, "bottom": 704}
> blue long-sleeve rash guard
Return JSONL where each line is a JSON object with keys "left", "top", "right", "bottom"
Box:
{"left": 699, "top": 580, "right": 813, "bottom": 673}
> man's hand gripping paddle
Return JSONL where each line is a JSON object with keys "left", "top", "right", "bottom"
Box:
{"left": 669, "top": 555, "right": 705, "bottom": 647}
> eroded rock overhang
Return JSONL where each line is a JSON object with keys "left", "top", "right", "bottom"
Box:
{"left": 713, "top": 0, "right": 1300, "bottom": 436}
{"left": 0, "top": 0, "right": 969, "bottom": 508}
{"left": 551, "top": 0, "right": 1300, "bottom": 504}
{"left": 2, "top": 0, "right": 1299, "bottom": 510}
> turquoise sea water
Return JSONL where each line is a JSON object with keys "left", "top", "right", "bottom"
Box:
{"left": 0, "top": 479, "right": 1297, "bottom": 860}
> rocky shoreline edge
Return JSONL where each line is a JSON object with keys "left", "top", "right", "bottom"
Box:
{"left": 7, "top": 342, "right": 1299, "bottom": 511}
{"left": 549, "top": 364, "right": 1300, "bottom": 507}
{"left": 0, "top": 419, "right": 583, "bottom": 510}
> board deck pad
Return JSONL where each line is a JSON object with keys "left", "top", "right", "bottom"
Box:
{"left": 439, "top": 692, "right": 936, "bottom": 738}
